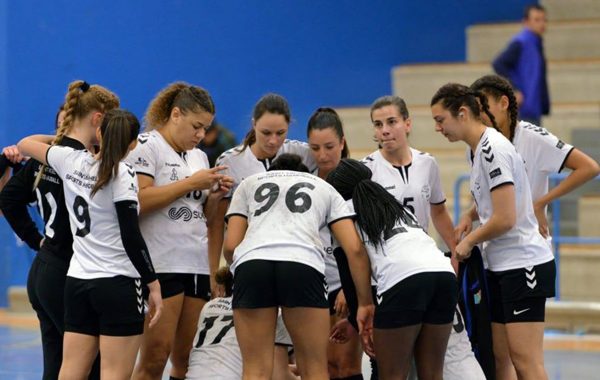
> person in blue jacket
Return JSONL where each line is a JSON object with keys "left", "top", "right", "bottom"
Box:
{"left": 493, "top": 4, "right": 549, "bottom": 126}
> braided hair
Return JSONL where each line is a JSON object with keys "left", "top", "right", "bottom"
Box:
{"left": 34, "top": 80, "right": 119, "bottom": 189}
{"left": 471, "top": 75, "right": 519, "bottom": 141}
{"left": 326, "top": 158, "right": 419, "bottom": 249}
{"left": 430, "top": 83, "right": 499, "bottom": 132}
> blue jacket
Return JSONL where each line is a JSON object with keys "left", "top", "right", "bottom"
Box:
{"left": 493, "top": 28, "right": 550, "bottom": 120}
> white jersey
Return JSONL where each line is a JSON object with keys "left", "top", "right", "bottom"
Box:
{"left": 354, "top": 203, "right": 454, "bottom": 295}
{"left": 320, "top": 227, "right": 341, "bottom": 293}
{"left": 444, "top": 307, "right": 486, "bottom": 380}
{"left": 361, "top": 148, "right": 445, "bottom": 232}
{"left": 47, "top": 146, "right": 140, "bottom": 279}
{"left": 513, "top": 121, "right": 574, "bottom": 205}
{"left": 215, "top": 139, "right": 317, "bottom": 198}
{"left": 186, "top": 297, "right": 292, "bottom": 380}
{"left": 227, "top": 170, "right": 353, "bottom": 275}
{"left": 469, "top": 128, "right": 553, "bottom": 271}
{"left": 126, "top": 130, "right": 210, "bottom": 274}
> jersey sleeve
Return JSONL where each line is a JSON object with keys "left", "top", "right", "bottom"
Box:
{"left": 482, "top": 144, "right": 515, "bottom": 191}
{"left": 428, "top": 158, "right": 446, "bottom": 204}
{"left": 326, "top": 187, "right": 354, "bottom": 226}
{"left": 225, "top": 179, "right": 250, "bottom": 220}
{"left": 112, "top": 162, "right": 139, "bottom": 204}
{"left": 215, "top": 149, "right": 237, "bottom": 198}
{"left": 127, "top": 135, "right": 157, "bottom": 178}
{"left": 290, "top": 140, "right": 317, "bottom": 172}
{"left": 46, "top": 145, "right": 73, "bottom": 178}
{"left": 528, "top": 126, "right": 574, "bottom": 173}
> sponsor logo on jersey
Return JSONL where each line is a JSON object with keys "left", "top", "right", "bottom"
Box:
{"left": 489, "top": 168, "right": 502, "bottom": 179}
{"left": 556, "top": 140, "right": 565, "bottom": 149}
{"left": 170, "top": 168, "right": 179, "bottom": 181}
{"left": 421, "top": 184, "right": 431, "bottom": 200}
{"left": 134, "top": 157, "right": 149, "bottom": 168}
{"left": 165, "top": 162, "right": 181, "bottom": 168}
{"left": 168, "top": 206, "right": 206, "bottom": 222}
{"left": 384, "top": 185, "right": 396, "bottom": 190}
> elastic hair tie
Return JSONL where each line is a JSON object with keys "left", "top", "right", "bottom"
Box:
{"left": 80, "top": 81, "right": 90, "bottom": 92}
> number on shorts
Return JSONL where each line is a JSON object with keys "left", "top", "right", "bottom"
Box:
{"left": 195, "top": 315, "right": 235, "bottom": 347}
{"left": 72, "top": 196, "right": 91, "bottom": 237}
{"left": 253, "top": 181, "right": 315, "bottom": 216}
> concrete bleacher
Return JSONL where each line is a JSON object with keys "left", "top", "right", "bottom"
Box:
{"left": 335, "top": 0, "right": 600, "bottom": 328}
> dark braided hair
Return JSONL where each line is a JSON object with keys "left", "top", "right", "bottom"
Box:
{"left": 430, "top": 83, "right": 499, "bottom": 132}
{"left": 326, "top": 158, "right": 419, "bottom": 249}
{"left": 471, "top": 75, "right": 519, "bottom": 141}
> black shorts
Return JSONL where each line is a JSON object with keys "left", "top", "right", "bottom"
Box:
{"left": 374, "top": 272, "right": 458, "bottom": 329}
{"left": 155, "top": 273, "right": 211, "bottom": 300}
{"left": 487, "top": 259, "right": 556, "bottom": 323}
{"left": 64, "top": 276, "right": 145, "bottom": 336}
{"left": 328, "top": 287, "right": 342, "bottom": 316}
{"left": 232, "top": 260, "right": 328, "bottom": 309}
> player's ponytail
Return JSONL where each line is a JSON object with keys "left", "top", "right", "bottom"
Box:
{"left": 91, "top": 109, "right": 140, "bottom": 197}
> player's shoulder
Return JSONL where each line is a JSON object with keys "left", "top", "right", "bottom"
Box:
{"left": 216, "top": 144, "right": 245, "bottom": 166}
{"left": 280, "top": 139, "right": 310, "bottom": 154}
{"left": 360, "top": 149, "right": 381, "bottom": 167}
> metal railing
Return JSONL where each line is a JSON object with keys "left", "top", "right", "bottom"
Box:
{"left": 452, "top": 173, "right": 600, "bottom": 300}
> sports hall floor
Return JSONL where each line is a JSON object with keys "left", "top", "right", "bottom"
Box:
{"left": 1, "top": 311, "right": 600, "bottom": 379}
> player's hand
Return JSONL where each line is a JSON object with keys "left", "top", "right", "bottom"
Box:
{"left": 188, "top": 166, "right": 231, "bottom": 191}
{"left": 533, "top": 203, "right": 549, "bottom": 238}
{"left": 146, "top": 280, "right": 163, "bottom": 328}
{"left": 357, "top": 304, "right": 375, "bottom": 357}
{"left": 454, "top": 213, "right": 473, "bottom": 243}
{"left": 210, "top": 275, "right": 226, "bottom": 299}
{"left": 329, "top": 318, "right": 357, "bottom": 344}
{"left": 334, "top": 290, "right": 349, "bottom": 318}
{"left": 455, "top": 236, "right": 475, "bottom": 262}
{"left": 2, "top": 145, "right": 26, "bottom": 163}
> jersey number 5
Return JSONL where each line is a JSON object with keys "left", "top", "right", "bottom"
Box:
{"left": 254, "top": 182, "right": 315, "bottom": 216}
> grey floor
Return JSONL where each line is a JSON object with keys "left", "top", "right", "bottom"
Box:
{"left": 1, "top": 326, "right": 599, "bottom": 379}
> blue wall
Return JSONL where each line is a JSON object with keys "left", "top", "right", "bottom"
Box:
{"left": 0, "top": 0, "right": 530, "bottom": 305}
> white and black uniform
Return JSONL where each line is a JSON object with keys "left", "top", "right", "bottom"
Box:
{"left": 360, "top": 148, "right": 481, "bottom": 376}
{"left": 469, "top": 128, "right": 555, "bottom": 323}
{"left": 352, "top": 201, "right": 456, "bottom": 328}
{"left": 0, "top": 137, "right": 102, "bottom": 379}
{"left": 361, "top": 148, "right": 445, "bottom": 232}
{"left": 127, "top": 130, "right": 211, "bottom": 299}
{"left": 47, "top": 145, "right": 155, "bottom": 336}
{"left": 226, "top": 170, "right": 353, "bottom": 309}
{"left": 312, "top": 168, "right": 343, "bottom": 311}
{"left": 513, "top": 121, "right": 574, "bottom": 246}
{"left": 215, "top": 139, "right": 316, "bottom": 198}
{"left": 186, "top": 297, "right": 292, "bottom": 380}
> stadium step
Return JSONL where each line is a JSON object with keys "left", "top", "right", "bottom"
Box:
{"left": 7, "top": 286, "right": 32, "bottom": 314}
{"left": 542, "top": 0, "right": 600, "bottom": 21}
{"left": 467, "top": 20, "right": 600, "bottom": 63}
{"left": 392, "top": 60, "right": 600, "bottom": 107}
{"left": 337, "top": 102, "right": 600, "bottom": 154}
{"left": 579, "top": 196, "right": 600, "bottom": 238}
{"left": 559, "top": 245, "right": 600, "bottom": 301}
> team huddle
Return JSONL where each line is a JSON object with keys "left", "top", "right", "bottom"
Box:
{"left": 0, "top": 75, "right": 598, "bottom": 380}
